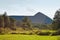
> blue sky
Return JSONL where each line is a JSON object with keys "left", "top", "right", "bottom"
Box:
{"left": 0, "top": 0, "right": 60, "bottom": 19}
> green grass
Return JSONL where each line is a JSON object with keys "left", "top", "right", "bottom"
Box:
{"left": 0, "top": 34, "right": 59, "bottom": 40}
{"left": 41, "top": 30, "right": 56, "bottom": 32}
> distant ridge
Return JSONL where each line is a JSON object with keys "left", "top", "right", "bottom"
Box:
{"left": 29, "top": 12, "right": 52, "bottom": 24}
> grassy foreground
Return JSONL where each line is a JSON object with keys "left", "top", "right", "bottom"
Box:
{"left": 0, "top": 34, "right": 59, "bottom": 40}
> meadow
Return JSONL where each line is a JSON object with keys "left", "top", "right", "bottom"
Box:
{"left": 0, "top": 34, "right": 59, "bottom": 40}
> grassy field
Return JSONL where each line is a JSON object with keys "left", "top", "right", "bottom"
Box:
{"left": 0, "top": 34, "right": 59, "bottom": 40}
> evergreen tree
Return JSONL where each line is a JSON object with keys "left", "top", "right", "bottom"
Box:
{"left": 3, "top": 12, "right": 10, "bottom": 28}
{"left": 52, "top": 9, "right": 60, "bottom": 30}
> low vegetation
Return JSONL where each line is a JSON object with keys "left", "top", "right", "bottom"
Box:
{"left": 0, "top": 34, "right": 58, "bottom": 40}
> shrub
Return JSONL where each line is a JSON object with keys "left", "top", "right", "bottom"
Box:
{"left": 51, "top": 30, "right": 60, "bottom": 36}
{"left": 37, "top": 32, "right": 51, "bottom": 35}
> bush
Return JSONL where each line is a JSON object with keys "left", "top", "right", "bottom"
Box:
{"left": 37, "top": 32, "right": 51, "bottom": 35}
{"left": 51, "top": 30, "right": 60, "bottom": 36}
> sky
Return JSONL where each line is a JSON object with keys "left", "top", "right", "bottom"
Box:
{"left": 0, "top": 0, "right": 60, "bottom": 19}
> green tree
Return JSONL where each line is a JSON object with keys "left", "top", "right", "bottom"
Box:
{"left": 0, "top": 16, "right": 4, "bottom": 27}
{"left": 9, "top": 18, "right": 16, "bottom": 30}
{"left": 52, "top": 9, "right": 60, "bottom": 30}
{"left": 22, "top": 16, "right": 32, "bottom": 30}
{"left": 2, "top": 12, "right": 10, "bottom": 28}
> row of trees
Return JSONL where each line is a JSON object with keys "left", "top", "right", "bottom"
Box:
{"left": 0, "top": 12, "right": 33, "bottom": 33}
{"left": 0, "top": 12, "right": 16, "bottom": 31}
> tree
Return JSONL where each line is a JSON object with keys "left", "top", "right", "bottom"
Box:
{"left": 52, "top": 9, "right": 60, "bottom": 30}
{"left": 0, "top": 16, "right": 4, "bottom": 27}
{"left": 21, "top": 16, "right": 32, "bottom": 30}
{"left": 9, "top": 18, "right": 16, "bottom": 30}
{"left": 3, "top": 12, "right": 10, "bottom": 28}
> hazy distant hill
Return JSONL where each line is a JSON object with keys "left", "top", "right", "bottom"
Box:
{"left": 10, "top": 12, "right": 52, "bottom": 24}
